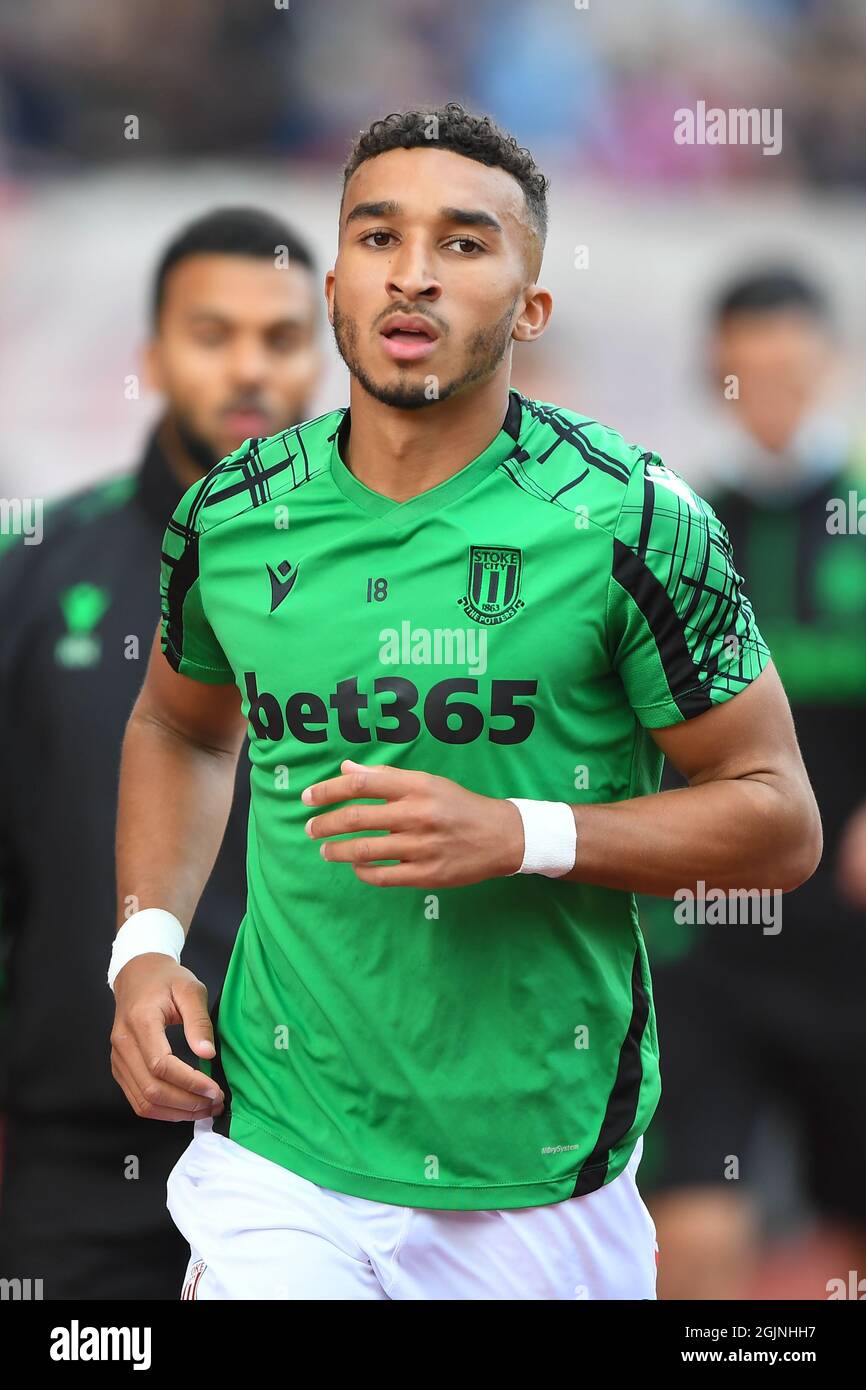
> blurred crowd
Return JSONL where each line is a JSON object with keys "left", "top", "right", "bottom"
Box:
{"left": 2, "top": 0, "right": 866, "bottom": 187}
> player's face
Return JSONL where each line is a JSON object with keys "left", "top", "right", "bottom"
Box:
{"left": 327, "top": 147, "right": 542, "bottom": 409}
{"left": 712, "top": 310, "right": 834, "bottom": 455}
{"left": 146, "top": 254, "right": 320, "bottom": 468}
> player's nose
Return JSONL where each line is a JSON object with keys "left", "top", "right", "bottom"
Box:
{"left": 386, "top": 238, "right": 441, "bottom": 302}
{"left": 227, "top": 337, "right": 271, "bottom": 384}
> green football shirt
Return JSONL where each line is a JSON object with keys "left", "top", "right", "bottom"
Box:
{"left": 159, "top": 390, "right": 769, "bottom": 1210}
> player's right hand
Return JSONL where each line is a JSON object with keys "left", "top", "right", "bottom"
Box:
{"left": 110, "top": 955, "right": 225, "bottom": 1121}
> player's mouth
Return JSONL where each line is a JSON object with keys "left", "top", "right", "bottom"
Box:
{"left": 379, "top": 314, "right": 440, "bottom": 363}
{"left": 222, "top": 408, "right": 273, "bottom": 439}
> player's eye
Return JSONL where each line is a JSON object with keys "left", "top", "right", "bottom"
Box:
{"left": 361, "top": 230, "right": 397, "bottom": 249}
{"left": 193, "top": 328, "right": 229, "bottom": 346}
{"left": 267, "top": 327, "right": 305, "bottom": 352}
{"left": 443, "top": 236, "right": 484, "bottom": 256}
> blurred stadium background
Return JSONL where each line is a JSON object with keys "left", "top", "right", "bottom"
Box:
{"left": 3, "top": 0, "right": 866, "bottom": 496}
{"left": 1, "top": 0, "right": 865, "bottom": 1302}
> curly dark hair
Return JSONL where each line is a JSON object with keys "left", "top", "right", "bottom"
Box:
{"left": 342, "top": 102, "right": 549, "bottom": 249}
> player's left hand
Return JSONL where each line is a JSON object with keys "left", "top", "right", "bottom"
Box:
{"left": 301, "top": 759, "right": 524, "bottom": 887}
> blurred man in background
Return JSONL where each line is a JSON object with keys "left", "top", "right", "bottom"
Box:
{"left": 645, "top": 268, "right": 866, "bottom": 1299}
{"left": 0, "top": 206, "right": 321, "bottom": 1298}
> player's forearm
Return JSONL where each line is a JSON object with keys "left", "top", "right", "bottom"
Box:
{"left": 114, "top": 708, "right": 240, "bottom": 931}
{"left": 563, "top": 773, "right": 821, "bottom": 896}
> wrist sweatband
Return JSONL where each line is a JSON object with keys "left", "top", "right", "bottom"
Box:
{"left": 107, "top": 908, "right": 185, "bottom": 991}
{"left": 507, "top": 799, "right": 577, "bottom": 877}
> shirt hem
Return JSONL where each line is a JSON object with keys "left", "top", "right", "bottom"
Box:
{"left": 225, "top": 1105, "right": 639, "bottom": 1211}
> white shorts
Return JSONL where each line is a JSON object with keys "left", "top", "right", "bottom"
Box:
{"left": 166, "top": 1118, "right": 659, "bottom": 1300}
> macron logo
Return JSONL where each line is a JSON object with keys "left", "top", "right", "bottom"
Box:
{"left": 267, "top": 560, "right": 299, "bottom": 612}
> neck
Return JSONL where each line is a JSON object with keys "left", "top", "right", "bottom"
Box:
{"left": 156, "top": 416, "right": 209, "bottom": 491}
{"left": 343, "top": 375, "right": 512, "bottom": 502}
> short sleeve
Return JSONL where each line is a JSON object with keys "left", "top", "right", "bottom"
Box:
{"left": 607, "top": 454, "right": 770, "bottom": 727}
{"left": 159, "top": 483, "right": 234, "bottom": 684}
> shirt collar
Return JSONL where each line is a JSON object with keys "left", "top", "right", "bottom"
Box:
{"left": 133, "top": 422, "right": 192, "bottom": 527}
{"left": 331, "top": 390, "right": 523, "bottom": 523}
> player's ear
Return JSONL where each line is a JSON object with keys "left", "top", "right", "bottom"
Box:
{"left": 324, "top": 269, "right": 336, "bottom": 327}
{"left": 512, "top": 286, "right": 553, "bottom": 344}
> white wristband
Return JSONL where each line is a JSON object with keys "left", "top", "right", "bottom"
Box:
{"left": 507, "top": 799, "right": 577, "bottom": 877}
{"left": 107, "top": 908, "right": 186, "bottom": 991}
